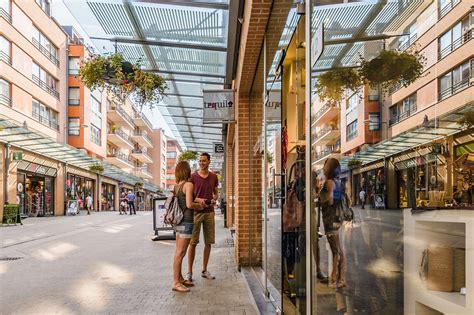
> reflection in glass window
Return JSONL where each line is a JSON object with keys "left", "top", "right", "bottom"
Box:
{"left": 68, "top": 118, "right": 80, "bottom": 136}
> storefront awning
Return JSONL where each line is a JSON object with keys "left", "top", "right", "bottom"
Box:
{"left": 340, "top": 102, "right": 474, "bottom": 171}
{"left": 0, "top": 117, "right": 161, "bottom": 193}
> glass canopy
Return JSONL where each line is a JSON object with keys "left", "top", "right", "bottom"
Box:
{"left": 0, "top": 117, "right": 161, "bottom": 192}
{"left": 339, "top": 102, "right": 474, "bottom": 171}
{"left": 63, "top": 0, "right": 229, "bottom": 152}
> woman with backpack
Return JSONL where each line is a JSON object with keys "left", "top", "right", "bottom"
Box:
{"left": 319, "top": 157, "right": 346, "bottom": 288}
{"left": 172, "top": 161, "right": 204, "bottom": 292}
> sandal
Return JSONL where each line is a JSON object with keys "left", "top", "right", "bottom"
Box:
{"left": 172, "top": 284, "right": 190, "bottom": 292}
{"left": 181, "top": 279, "right": 194, "bottom": 287}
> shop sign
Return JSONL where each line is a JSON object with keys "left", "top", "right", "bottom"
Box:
{"left": 311, "top": 22, "right": 324, "bottom": 67}
{"left": 214, "top": 143, "right": 224, "bottom": 154}
{"left": 12, "top": 151, "right": 23, "bottom": 161}
{"left": 202, "top": 89, "right": 235, "bottom": 123}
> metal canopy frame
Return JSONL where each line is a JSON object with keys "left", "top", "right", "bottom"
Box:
{"left": 64, "top": 0, "right": 231, "bottom": 156}
{"left": 0, "top": 118, "right": 161, "bottom": 192}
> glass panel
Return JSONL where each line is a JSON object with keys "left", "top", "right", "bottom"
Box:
{"left": 439, "top": 31, "right": 451, "bottom": 53}
{"left": 44, "top": 177, "right": 54, "bottom": 215}
{"left": 68, "top": 57, "right": 80, "bottom": 74}
{"left": 17, "top": 173, "right": 26, "bottom": 215}
{"left": 68, "top": 117, "right": 80, "bottom": 135}
{"left": 0, "top": 0, "right": 10, "bottom": 11}
{"left": 0, "top": 78, "right": 9, "bottom": 98}
{"left": 0, "top": 35, "right": 9, "bottom": 55}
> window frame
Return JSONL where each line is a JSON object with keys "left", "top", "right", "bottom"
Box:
{"left": 68, "top": 117, "right": 80, "bottom": 136}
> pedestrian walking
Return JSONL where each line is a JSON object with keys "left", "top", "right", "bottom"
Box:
{"left": 85, "top": 194, "right": 93, "bottom": 215}
{"left": 319, "top": 158, "right": 346, "bottom": 289}
{"left": 119, "top": 192, "right": 128, "bottom": 215}
{"left": 172, "top": 161, "right": 203, "bottom": 293}
{"left": 185, "top": 152, "right": 219, "bottom": 283}
{"left": 359, "top": 189, "right": 366, "bottom": 209}
{"left": 127, "top": 190, "right": 136, "bottom": 215}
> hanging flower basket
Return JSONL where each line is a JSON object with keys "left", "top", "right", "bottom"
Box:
{"left": 459, "top": 111, "right": 474, "bottom": 129}
{"left": 79, "top": 53, "right": 167, "bottom": 110}
{"left": 359, "top": 50, "right": 425, "bottom": 89}
{"left": 89, "top": 164, "right": 104, "bottom": 173}
{"left": 315, "top": 68, "right": 362, "bottom": 102}
{"left": 348, "top": 159, "right": 362, "bottom": 169}
{"left": 178, "top": 150, "right": 199, "bottom": 162}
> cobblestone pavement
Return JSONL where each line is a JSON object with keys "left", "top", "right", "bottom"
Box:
{"left": 0, "top": 212, "right": 258, "bottom": 315}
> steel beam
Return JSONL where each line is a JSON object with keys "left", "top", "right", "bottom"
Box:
{"left": 129, "top": 0, "right": 229, "bottom": 10}
{"left": 165, "top": 78, "right": 225, "bottom": 85}
{"left": 143, "top": 69, "right": 225, "bottom": 79}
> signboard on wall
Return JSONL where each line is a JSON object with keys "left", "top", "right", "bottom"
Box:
{"left": 12, "top": 151, "right": 23, "bottom": 161}
{"left": 311, "top": 22, "right": 324, "bottom": 67}
{"left": 265, "top": 91, "right": 281, "bottom": 122}
{"left": 203, "top": 89, "right": 235, "bottom": 123}
{"left": 214, "top": 143, "right": 225, "bottom": 154}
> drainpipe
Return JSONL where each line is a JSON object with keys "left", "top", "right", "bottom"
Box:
{"left": 4, "top": 143, "right": 10, "bottom": 204}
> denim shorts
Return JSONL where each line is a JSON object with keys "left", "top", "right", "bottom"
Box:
{"left": 174, "top": 221, "right": 194, "bottom": 238}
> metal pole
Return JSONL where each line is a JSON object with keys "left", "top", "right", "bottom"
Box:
{"left": 4, "top": 143, "right": 10, "bottom": 204}
{"left": 305, "top": 1, "right": 312, "bottom": 313}
{"left": 263, "top": 34, "right": 269, "bottom": 298}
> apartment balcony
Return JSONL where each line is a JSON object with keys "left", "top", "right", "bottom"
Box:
{"left": 312, "top": 144, "right": 342, "bottom": 166}
{"left": 312, "top": 101, "right": 340, "bottom": 127}
{"left": 312, "top": 125, "right": 340, "bottom": 146}
{"left": 439, "top": 30, "right": 473, "bottom": 60}
{"left": 0, "top": 51, "right": 12, "bottom": 65}
{"left": 438, "top": 0, "right": 460, "bottom": 19}
{"left": 106, "top": 151, "right": 133, "bottom": 169}
{"left": 135, "top": 166, "right": 153, "bottom": 179}
{"left": 32, "top": 75, "right": 59, "bottom": 99}
{"left": 107, "top": 104, "right": 135, "bottom": 129}
{"left": 131, "top": 148, "right": 153, "bottom": 163}
{"left": 32, "top": 38, "right": 60, "bottom": 67}
{"left": 133, "top": 112, "right": 153, "bottom": 132}
{"left": 0, "top": 7, "right": 12, "bottom": 23}
{"left": 130, "top": 130, "right": 153, "bottom": 148}
{"left": 107, "top": 128, "right": 134, "bottom": 149}
{"left": 0, "top": 94, "right": 11, "bottom": 107}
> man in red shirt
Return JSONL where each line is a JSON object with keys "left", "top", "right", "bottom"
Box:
{"left": 186, "top": 152, "right": 219, "bottom": 282}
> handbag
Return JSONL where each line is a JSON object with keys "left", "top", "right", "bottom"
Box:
{"left": 164, "top": 184, "right": 184, "bottom": 226}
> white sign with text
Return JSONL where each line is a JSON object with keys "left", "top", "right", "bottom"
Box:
{"left": 203, "top": 89, "right": 235, "bottom": 123}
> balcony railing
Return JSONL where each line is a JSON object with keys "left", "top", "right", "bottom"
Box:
{"left": 389, "top": 105, "right": 417, "bottom": 126}
{"left": 314, "top": 141, "right": 341, "bottom": 161}
{"left": 107, "top": 151, "right": 132, "bottom": 164}
{"left": 0, "top": 51, "right": 12, "bottom": 65}
{"left": 109, "top": 128, "right": 133, "bottom": 146}
{"left": 132, "top": 148, "right": 152, "bottom": 159}
{"left": 398, "top": 34, "right": 418, "bottom": 52}
{"left": 32, "top": 38, "right": 60, "bottom": 67}
{"left": 313, "top": 101, "right": 338, "bottom": 122}
{"left": 32, "top": 111, "right": 59, "bottom": 130}
{"left": 439, "top": 0, "right": 460, "bottom": 19}
{"left": 0, "top": 8, "right": 11, "bottom": 23}
{"left": 315, "top": 125, "right": 339, "bottom": 139}
{"left": 32, "top": 74, "right": 60, "bottom": 99}
{"left": 109, "top": 104, "right": 135, "bottom": 126}
{"left": 388, "top": 82, "right": 403, "bottom": 95}
{"left": 134, "top": 130, "right": 152, "bottom": 144}
{"left": 0, "top": 94, "right": 11, "bottom": 107}
{"left": 439, "top": 30, "right": 473, "bottom": 60}
{"left": 438, "top": 78, "right": 471, "bottom": 101}
{"left": 68, "top": 99, "right": 80, "bottom": 105}
{"left": 134, "top": 112, "right": 153, "bottom": 129}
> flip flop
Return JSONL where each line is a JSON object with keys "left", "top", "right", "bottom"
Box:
{"left": 172, "top": 284, "right": 190, "bottom": 292}
{"left": 181, "top": 279, "right": 194, "bottom": 287}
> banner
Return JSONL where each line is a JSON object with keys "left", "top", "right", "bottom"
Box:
{"left": 214, "top": 143, "right": 224, "bottom": 154}
{"left": 265, "top": 91, "right": 282, "bottom": 122}
{"left": 203, "top": 89, "right": 235, "bottom": 123}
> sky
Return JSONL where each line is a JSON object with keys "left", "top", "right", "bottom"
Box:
{"left": 51, "top": 0, "right": 177, "bottom": 140}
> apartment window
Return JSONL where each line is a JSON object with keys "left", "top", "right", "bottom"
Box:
{"left": 399, "top": 23, "right": 417, "bottom": 51}
{"left": 346, "top": 93, "right": 359, "bottom": 113}
{"left": 35, "top": 0, "right": 51, "bottom": 16}
{"left": 438, "top": 14, "right": 472, "bottom": 60}
{"left": 68, "top": 118, "right": 80, "bottom": 136}
{"left": 32, "top": 62, "right": 59, "bottom": 98}
{"left": 90, "top": 125, "right": 101, "bottom": 145}
{"left": 0, "top": 0, "right": 11, "bottom": 22}
{"left": 389, "top": 93, "right": 417, "bottom": 126}
{"left": 32, "top": 99, "right": 59, "bottom": 130}
{"left": 68, "top": 87, "right": 80, "bottom": 105}
{"left": 91, "top": 96, "right": 101, "bottom": 114}
{"left": 0, "top": 35, "right": 11, "bottom": 64}
{"left": 368, "top": 113, "right": 380, "bottom": 131}
{"left": 0, "top": 78, "right": 11, "bottom": 106}
{"left": 167, "top": 151, "right": 177, "bottom": 158}
{"left": 68, "top": 57, "right": 80, "bottom": 75}
{"left": 346, "top": 120, "right": 358, "bottom": 142}
{"left": 439, "top": 0, "right": 460, "bottom": 19}
{"left": 439, "top": 59, "right": 472, "bottom": 100}
{"left": 32, "top": 26, "right": 58, "bottom": 66}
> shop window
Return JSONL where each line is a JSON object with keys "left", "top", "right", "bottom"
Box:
{"left": 438, "top": 59, "right": 472, "bottom": 100}
{"left": 0, "top": 78, "right": 11, "bottom": 106}
{"left": 68, "top": 87, "right": 80, "bottom": 105}
{"left": 0, "top": 35, "right": 11, "bottom": 64}
{"left": 90, "top": 125, "right": 101, "bottom": 145}
{"left": 68, "top": 117, "right": 80, "bottom": 136}
{"left": 346, "top": 119, "right": 358, "bottom": 141}
{"left": 68, "top": 57, "right": 80, "bottom": 75}
{"left": 368, "top": 113, "right": 380, "bottom": 131}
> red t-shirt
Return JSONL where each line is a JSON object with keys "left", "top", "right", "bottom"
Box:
{"left": 191, "top": 171, "right": 218, "bottom": 213}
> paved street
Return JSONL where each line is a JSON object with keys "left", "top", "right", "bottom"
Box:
{"left": 0, "top": 212, "right": 258, "bottom": 315}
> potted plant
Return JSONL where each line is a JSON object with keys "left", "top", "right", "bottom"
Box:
{"left": 266, "top": 152, "right": 274, "bottom": 164}
{"left": 178, "top": 150, "right": 199, "bottom": 162}
{"left": 348, "top": 159, "right": 362, "bottom": 169}
{"left": 359, "top": 49, "right": 425, "bottom": 89}
{"left": 315, "top": 68, "right": 362, "bottom": 102}
{"left": 89, "top": 164, "right": 104, "bottom": 173}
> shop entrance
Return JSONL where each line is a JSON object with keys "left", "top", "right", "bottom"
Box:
{"left": 101, "top": 183, "right": 116, "bottom": 211}
{"left": 17, "top": 172, "right": 54, "bottom": 217}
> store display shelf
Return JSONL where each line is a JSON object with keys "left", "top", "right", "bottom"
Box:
{"left": 404, "top": 209, "right": 474, "bottom": 315}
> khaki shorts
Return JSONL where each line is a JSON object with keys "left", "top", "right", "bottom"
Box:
{"left": 191, "top": 212, "right": 215, "bottom": 245}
